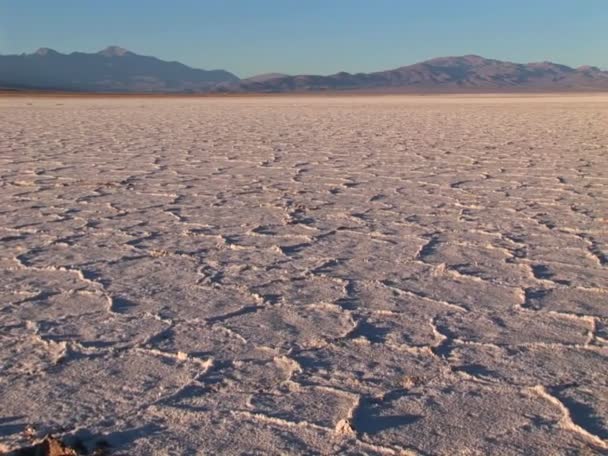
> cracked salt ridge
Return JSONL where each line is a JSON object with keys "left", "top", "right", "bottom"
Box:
{"left": 1, "top": 95, "right": 608, "bottom": 455}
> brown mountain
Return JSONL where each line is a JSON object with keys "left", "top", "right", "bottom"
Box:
{"left": 243, "top": 73, "right": 289, "bottom": 83}
{"left": 232, "top": 55, "right": 608, "bottom": 93}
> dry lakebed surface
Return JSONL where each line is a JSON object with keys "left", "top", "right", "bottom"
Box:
{"left": 0, "top": 94, "right": 607, "bottom": 455}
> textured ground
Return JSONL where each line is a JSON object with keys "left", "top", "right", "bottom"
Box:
{"left": 0, "top": 95, "right": 607, "bottom": 455}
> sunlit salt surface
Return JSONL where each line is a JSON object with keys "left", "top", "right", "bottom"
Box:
{"left": 1, "top": 95, "right": 607, "bottom": 454}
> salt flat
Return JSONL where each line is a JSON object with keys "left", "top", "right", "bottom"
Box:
{"left": 0, "top": 95, "right": 607, "bottom": 455}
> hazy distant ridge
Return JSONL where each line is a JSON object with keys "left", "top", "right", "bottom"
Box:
{"left": 233, "top": 55, "right": 608, "bottom": 93}
{"left": 0, "top": 46, "right": 239, "bottom": 92}
{"left": 1, "top": 48, "right": 607, "bottom": 92}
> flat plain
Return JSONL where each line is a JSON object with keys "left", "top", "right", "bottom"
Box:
{"left": 0, "top": 94, "right": 607, "bottom": 455}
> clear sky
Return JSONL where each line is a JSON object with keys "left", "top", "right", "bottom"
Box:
{"left": 1, "top": 0, "right": 606, "bottom": 77}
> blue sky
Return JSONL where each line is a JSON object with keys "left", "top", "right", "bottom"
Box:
{"left": 1, "top": 0, "right": 606, "bottom": 77}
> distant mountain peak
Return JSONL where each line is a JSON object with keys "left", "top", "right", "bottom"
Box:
{"left": 423, "top": 55, "right": 495, "bottom": 66}
{"left": 1, "top": 45, "right": 239, "bottom": 92}
{"left": 33, "top": 48, "right": 59, "bottom": 56}
{"left": 459, "top": 54, "right": 491, "bottom": 62}
{"left": 98, "top": 46, "right": 132, "bottom": 57}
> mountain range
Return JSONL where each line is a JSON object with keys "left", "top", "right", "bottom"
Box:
{"left": 1, "top": 47, "right": 607, "bottom": 93}
{"left": 0, "top": 46, "right": 238, "bottom": 92}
